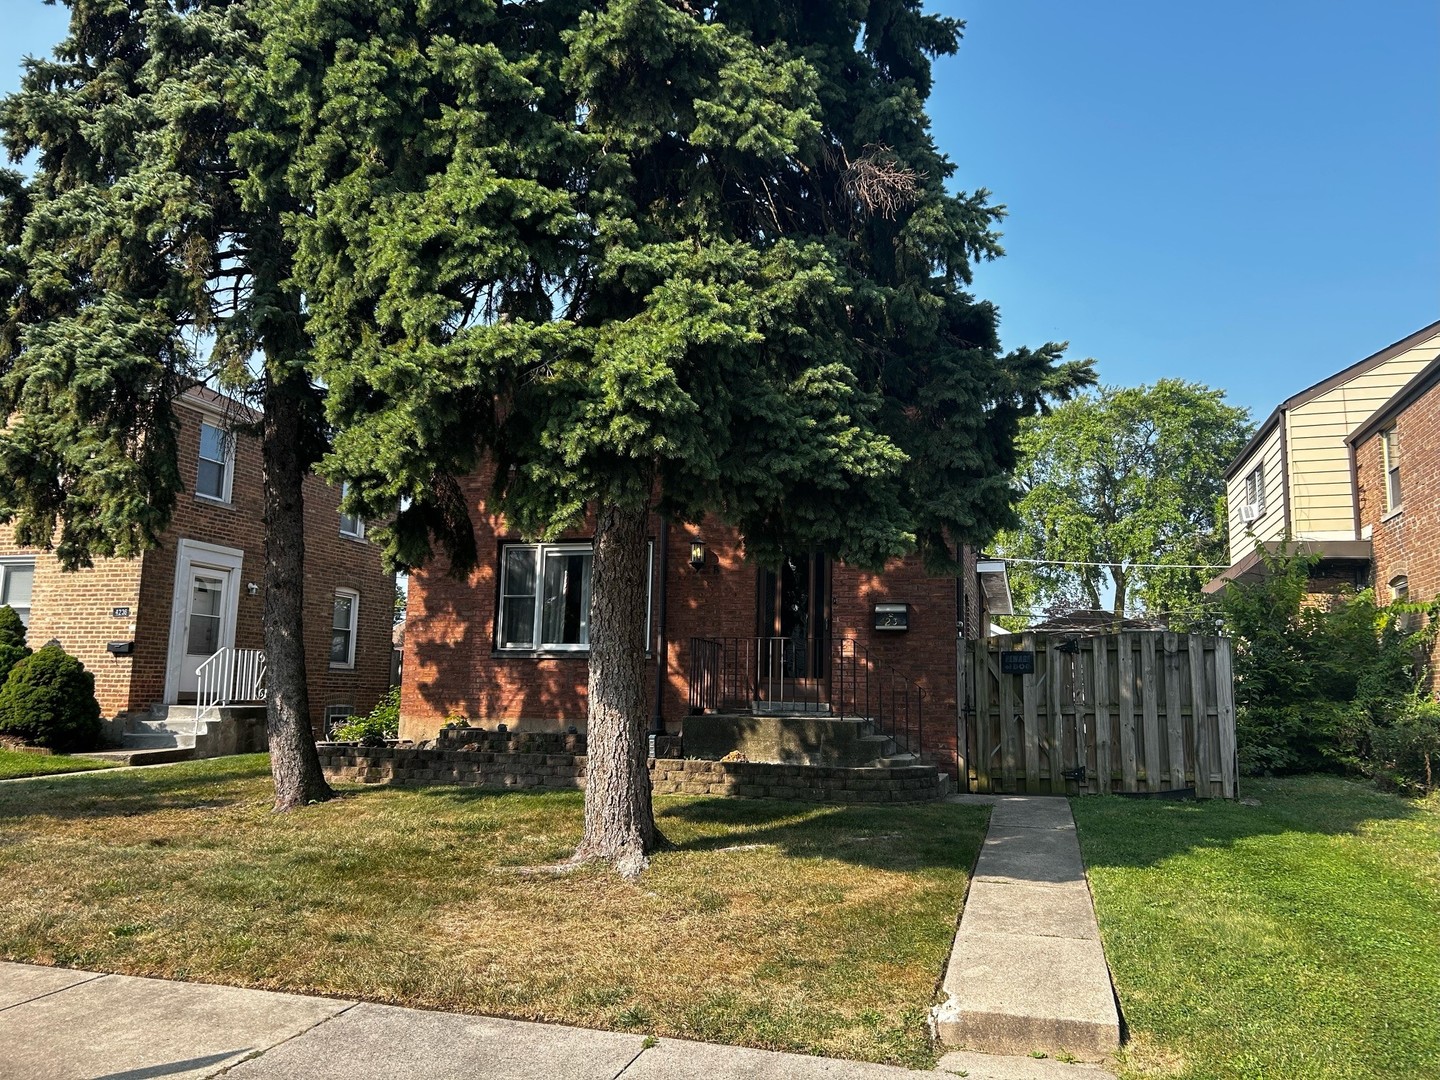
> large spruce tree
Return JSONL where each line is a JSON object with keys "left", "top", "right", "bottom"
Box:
{"left": 254, "top": 0, "right": 1092, "bottom": 874}
{"left": 0, "top": 1, "right": 332, "bottom": 809}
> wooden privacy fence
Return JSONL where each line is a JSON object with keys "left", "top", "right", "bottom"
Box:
{"left": 963, "top": 632, "right": 1238, "bottom": 798}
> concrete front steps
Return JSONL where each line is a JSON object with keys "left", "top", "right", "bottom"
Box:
{"left": 932, "top": 795, "right": 1121, "bottom": 1062}
{"left": 684, "top": 711, "right": 923, "bottom": 769}
{"left": 81, "top": 704, "right": 268, "bottom": 765}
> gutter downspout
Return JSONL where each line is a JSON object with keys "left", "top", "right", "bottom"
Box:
{"left": 651, "top": 517, "right": 670, "bottom": 734}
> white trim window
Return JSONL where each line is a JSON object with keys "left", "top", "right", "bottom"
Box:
{"left": 1243, "top": 465, "right": 1266, "bottom": 517}
{"left": 331, "top": 589, "right": 359, "bottom": 669}
{"left": 339, "top": 481, "right": 365, "bottom": 539}
{"left": 1381, "top": 428, "right": 1402, "bottom": 512}
{"left": 497, "top": 541, "right": 652, "bottom": 652}
{"left": 0, "top": 559, "right": 35, "bottom": 627}
{"left": 196, "top": 421, "right": 234, "bottom": 503}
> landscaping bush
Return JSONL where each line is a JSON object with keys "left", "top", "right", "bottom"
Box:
{"left": 1221, "top": 545, "right": 1440, "bottom": 780}
{"left": 0, "top": 605, "right": 31, "bottom": 686}
{"left": 1367, "top": 695, "right": 1440, "bottom": 795}
{"left": 330, "top": 685, "right": 400, "bottom": 746}
{"left": 0, "top": 644, "right": 103, "bottom": 753}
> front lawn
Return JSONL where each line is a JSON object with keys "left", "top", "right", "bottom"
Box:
{"left": 0, "top": 754, "right": 985, "bottom": 1068}
{"left": 1073, "top": 776, "right": 1440, "bottom": 1080}
{"left": 0, "top": 749, "right": 120, "bottom": 780}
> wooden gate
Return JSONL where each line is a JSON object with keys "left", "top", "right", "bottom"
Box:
{"left": 962, "top": 632, "right": 1237, "bottom": 798}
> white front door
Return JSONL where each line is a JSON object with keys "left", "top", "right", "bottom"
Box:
{"left": 179, "top": 568, "right": 231, "bottom": 696}
{"left": 165, "top": 540, "right": 245, "bottom": 705}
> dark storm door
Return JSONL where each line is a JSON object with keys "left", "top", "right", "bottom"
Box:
{"left": 758, "top": 551, "right": 829, "bottom": 682}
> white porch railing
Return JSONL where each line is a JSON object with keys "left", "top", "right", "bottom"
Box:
{"left": 195, "top": 648, "right": 266, "bottom": 732}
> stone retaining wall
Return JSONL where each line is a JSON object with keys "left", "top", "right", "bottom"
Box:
{"left": 317, "top": 745, "right": 946, "bottom": 803}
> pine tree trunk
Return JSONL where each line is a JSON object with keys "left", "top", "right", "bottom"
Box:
{"left": 262, "top": 369, "right": 333, "bottom": 811}
{"left": 573, "top": 501, "right": 662, "bottom": 877}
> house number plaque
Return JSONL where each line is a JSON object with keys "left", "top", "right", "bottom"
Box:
{"left": 112, "top": 607, "right": 131, "bottom": 618}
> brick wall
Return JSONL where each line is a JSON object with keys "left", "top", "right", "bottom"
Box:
{"left": 1355, "top": 374, "right": 1440, "bottom": 685}
{"left": 0, "top": 528, "right": 144, "bottom": 718}
{"left": 400, "top": 461, "right": 968, "bottom": 773}
{"left": 317, "top": 744, "right": 948, "bottom": 803}
{"left": 0, "top": 393, "right": 394, "bottom": 728}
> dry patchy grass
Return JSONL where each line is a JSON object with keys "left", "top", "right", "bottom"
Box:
{"left": 0, "top": 749, "right": 119, "bottom": 780}
{"left": 0, "top": 754, "right": 985, "bottom": 1068}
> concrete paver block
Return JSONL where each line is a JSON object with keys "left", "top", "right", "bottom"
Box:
{"left": 622, "top": 1038, "right": 934, "bottom": 1079}
{"left": 224, "top": 1002, "right": 648, "bottom": 1080}
{"left": 0, "top": 971, "right": 352, "bottom": 1080}
{"left": 972, "top": 826, "right": 1087, "bottom": 887}
{"left": 959, "top": 881, "right": 1100, "bottom": 941}
{"left": 934, "top": 1049, "right": 1113, "bottom": 1079}
{"left": 0, "top": 963, "right": 102, "bottom": 1011}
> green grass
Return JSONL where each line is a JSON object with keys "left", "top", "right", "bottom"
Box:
{"left": 0, "top": 749, "right": 119, "bottom": 780}
{"left": 0, "top": 754, "right": 987, "bottom": 1068}
{"left": 1072, "top": 776, "right": 1440, "bottom": 1080}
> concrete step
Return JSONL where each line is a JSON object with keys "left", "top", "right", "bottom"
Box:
{"left": 935, "top": 1050, "right": 1114, "bottom": 1079}
{"left": 749, "top": 700, "right": 831, "bottom": 715}
{"left": 875, "top": 753, "right": 921, "bottom": 768}
{"left": 130, "top": 718, "right": 205, "bottom": 736}
{"left": 121, "top": 731, "right": 196, "bottom": 750}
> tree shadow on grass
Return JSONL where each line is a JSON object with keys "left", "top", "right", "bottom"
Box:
{"left": 1069, "top": 774, "right": 1430, "bottom": 872}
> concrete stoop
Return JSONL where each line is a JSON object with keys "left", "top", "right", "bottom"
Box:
{"left": 932, "top": 796, "right": 1121, "bottom": 1062}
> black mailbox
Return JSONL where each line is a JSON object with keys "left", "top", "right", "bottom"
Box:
{"left": 106, "top": 641, "right": 135, "bottom": 657}
{"left": 873, "top": 603, "right": 909, "bottom": 631}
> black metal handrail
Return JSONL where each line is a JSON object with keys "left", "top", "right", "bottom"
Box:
{"left": 687, "top": 635, "right": 925, "bottom": 758}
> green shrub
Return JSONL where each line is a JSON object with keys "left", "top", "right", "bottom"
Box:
{"left": 1222, "top": 545, "right": 1440, "bottom": 778}
{"left": 1367, "top": 695, "right": 1440, "bottom": 795}
{"left": 0, "top": 605, "right": 31, "bottom": 686}
{"left": 0, "top": 644, "right": 103, "bottom": 752}
{"left": 331, "top": 685, "right": 400, "bottom": 746}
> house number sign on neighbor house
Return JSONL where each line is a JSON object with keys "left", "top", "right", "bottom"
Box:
{"left": 1000, "top": 650, "right": 1035, "bottom": 675}
{"left": 112, "top": 607, "right": 131, "bottom": 618}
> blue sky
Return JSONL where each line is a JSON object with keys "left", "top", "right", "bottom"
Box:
{"left": 4, "top": 1, "right": 1437, "bottom": 421}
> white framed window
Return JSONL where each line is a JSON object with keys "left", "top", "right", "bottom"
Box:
{"left": 0, "top": 559, "right": 35, "bottom": 627}
{"left": 496, "top": 541, "right": 653, "bottom": 652}
{"left": 330, "top": 589, "right": 359, "bottom": 669}
{"left": 1381, "top": 428, "right": 1402, "bottom": 512}
{"left": 339, "top": 481, "right": 365, "bottom": 539}
{"left": 324, "top": 704, "right": 355, "bottom": 737}
{"left": 196, "top": 421, "right": 234, "bottom": 503}
{"left": 1243, "top": 465, "right": 1266, "bottom": 517}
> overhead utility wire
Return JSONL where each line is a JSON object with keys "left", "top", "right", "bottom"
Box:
{"left": 998, "top": 556, "right": 1228, "bottom": 571}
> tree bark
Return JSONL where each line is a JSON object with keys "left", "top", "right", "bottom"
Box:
{"left": 262, "top": 368, "right": 333, "bottom": 810}
{"left": 1111, "top": 566, "right": 1127, "bottom": 627}
{"left": 573, "top": 500, "right": 662, "bottom": 877}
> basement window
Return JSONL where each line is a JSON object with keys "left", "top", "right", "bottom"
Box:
{"left": 496, "top": 541, "right": 653, "bottom": 653}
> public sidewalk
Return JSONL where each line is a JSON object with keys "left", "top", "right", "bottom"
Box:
{"left": 0, "top": 961, "right": 1111, "bottom": 1080}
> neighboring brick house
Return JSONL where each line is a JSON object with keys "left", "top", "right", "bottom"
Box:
{"left": 1349, "top": 354, "right": 1440, "bottom": 683}
{"left": 400, "top": 462, "right": 1012, "bottom": 777}
{"left": 1205, "top": 320, "right": 1440, "bottom": 601}
{"left": 0, "top": 388, "right": 395, "bottom": 739}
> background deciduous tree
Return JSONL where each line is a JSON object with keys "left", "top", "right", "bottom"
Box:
{"left": 995, "top": 380, "right": 1252, "bottom": 628}
{"left": 0, "top": 0, "right": 332, "bottom": 809}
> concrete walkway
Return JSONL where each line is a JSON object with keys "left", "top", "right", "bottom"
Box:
{"left": 932, "top": 795, "right": 1121, "bottom": 1060}
{"left": 0, "top": 962, "right": 1111, "bottom": 1080}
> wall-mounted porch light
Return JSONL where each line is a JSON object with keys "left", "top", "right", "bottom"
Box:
{"left": 689, "top": 538, "right": 707, "bottom": 570}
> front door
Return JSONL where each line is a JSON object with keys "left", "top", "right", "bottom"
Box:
{"left": 758, "top": 551, "right": 828, "bottom": 686}
{"left": 178, "top": 567, "right": 232, "bottom": 698}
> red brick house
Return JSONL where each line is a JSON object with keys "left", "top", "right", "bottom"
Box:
{"left": 1349, "top": 352, "right": 1440, "bottom": 682}
{"left": 0, "top": 388, "right": 395, "bottom": 753}
{"left": 400, "top": 463, "right": 1012, "bottom": 776}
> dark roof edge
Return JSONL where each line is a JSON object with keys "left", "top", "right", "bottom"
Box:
{"left": 1347, "top": 354, "right": 1440, "bottom": 447}
{"left": 1221, "top": 319, "right": 1440, "bottom": 480}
